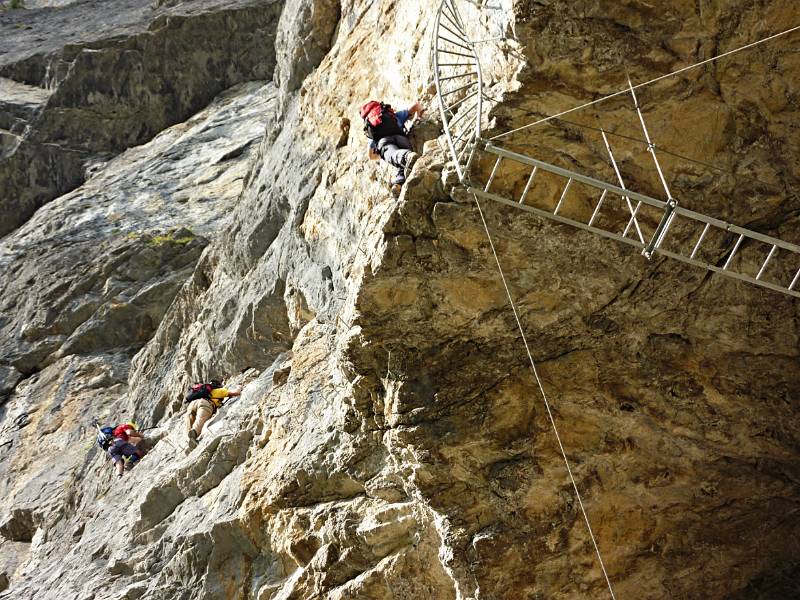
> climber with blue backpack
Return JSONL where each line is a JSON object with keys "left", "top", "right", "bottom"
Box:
{"left": 361, "top": 100, "right": 425, "bottom": 192}
{"left": 94, "top": 420, "right": 146, "bottom": 479}
{"left": 183, "top": 379, "right": 242, "bottom": 452}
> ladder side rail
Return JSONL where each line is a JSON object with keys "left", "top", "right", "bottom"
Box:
{"left": 484, "top": 144, "right": 800, "bottom": 257}
{"left": 434, "top": 0, "right": 483, "bottom": 184}
{"left": 468, "top": 187, "right": 646, "bottom": 251}
{"left": 448, "top": 0, "right": 482, "bottom": 150}
{"left": 433, "top": 7, "right": 465, "bottom": 181}
{"left": 657, "top": 247, "right": 800, "bottom": 299}
{"left": 672, "top": 206, "right": 800, "bottom": 255}
{"left": 484, "top": 143, "right": 669, "bottom": 212}
{"left": 470, "top": 186, "right": 800, "bottom": 300}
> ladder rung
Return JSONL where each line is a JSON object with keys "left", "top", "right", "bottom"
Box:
{"left": 519, "top": 166, "right": 537, "bottom": 205}
{"left": 723, "top": 233, "right": 745, "bottom": 270}
{"left": 484, "top": 156, "right": 502, "bottom": 192}
{"left": 436, "top": 48, "right": 474, "bottom": 59}
{"left": 439, "top": 72, "right": 478, "bottom": 82}
{"left": 456, "top": 137, "right": 473, "bottom": 163}
{"left": 457, "top": 146, "right": 800, "bottom": 300}
{"left": 441, "top": 80, "right": 477, "bottom": 98}
{"left": 690, "top": 223, "right": 710, "bottom": 259}
{"left": 440, "top": 3, "right": 462, "bottom": 31}
{"left": 553, "top": 179, "right": 572, "bottom": 215}
{"left": 789, "top": 267, "right": 800, "bottom": 291}
{"left": 447, "top": 100, "right": 479, "bottom": 129}
{"left": 756, "top": 245, "right": 777, "bottom": 280}
{"left": 439, "top": 22, "right": 470, "bottom": 45}
{"left": 621, "top": 200, "right": 644, "bottom": 243}
{"left": 439, "top": 35, "right": 473, "bottom": 52}
{"left": 453, "top": 114, "right": 477, "bottom": 144}
{"left": 588, "top": 190, "right": 607, "bottom": 227}
{"left": 446, "top": 89, "right": 478, "bottom": 112}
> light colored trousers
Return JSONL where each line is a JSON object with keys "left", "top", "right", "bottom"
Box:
{"left": 186, "top": 398, "right": 215, "bottom": 435}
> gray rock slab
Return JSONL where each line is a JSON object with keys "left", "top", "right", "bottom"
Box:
{"left": 0, "top": 81, "right": 276, "bottom": 373}
{"left": 0, "top": 0, "right": 284, "bottom": 236}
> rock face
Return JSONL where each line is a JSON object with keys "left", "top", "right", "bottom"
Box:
{"left": 0, "top": 0, "right": 283, "bottom": 236}
{"left": 1, "top": 0, "right": 799, "bottom": 599}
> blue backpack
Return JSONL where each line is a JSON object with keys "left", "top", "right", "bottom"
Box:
{"left": 96, "top": 426, "right": 115, "bottom": 451}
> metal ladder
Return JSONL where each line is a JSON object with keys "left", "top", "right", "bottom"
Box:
{"left": 467, "top": 143, "right": 800, "bottom": 299}
{"left": 433, "top": 0, "right": 800, "bottom": 300}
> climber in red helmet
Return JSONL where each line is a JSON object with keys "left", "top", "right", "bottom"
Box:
{"left": 361, "top": 100, "right": 425, "bottom": 189}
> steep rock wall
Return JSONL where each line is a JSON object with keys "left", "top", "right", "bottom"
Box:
{"left": 0, "top": 0, "right": 799, "bottom": 599}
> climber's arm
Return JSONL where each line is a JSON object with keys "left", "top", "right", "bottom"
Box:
{"left": 408, "top": 101, "right": 425, "bottom": 118}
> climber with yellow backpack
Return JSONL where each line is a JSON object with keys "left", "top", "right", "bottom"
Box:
{"left": 184, "top": 379, "right": 241, "bottom": 452}
{"left": 361, "top": 99, "right": 425, "bottom": 193}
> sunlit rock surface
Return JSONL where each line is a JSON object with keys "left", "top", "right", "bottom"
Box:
{"left": 0, "top": 0, "right": 798, "bottom": 599}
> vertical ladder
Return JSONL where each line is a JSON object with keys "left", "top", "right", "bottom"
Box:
{"left": 433, "top": 0, "right": 484, "bottom": 181}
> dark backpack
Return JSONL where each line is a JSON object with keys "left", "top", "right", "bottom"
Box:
{"left": 96, "top": 426, "right": 114, "bottom": 451}
{"left": 185, "top": 383, "right": 213, "bottom": 403}
{"left": 184, "top": 380, "right": 222, "bottom": 404}
{"left": 360, "top": 101, "right": 404, "bottom": 141}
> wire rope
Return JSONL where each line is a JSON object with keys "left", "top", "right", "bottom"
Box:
{"left": 481, "top": 91, "right": 795, "bottom": 192}
{"left": 471, "top": 191, "right": 618, "bottom": 600}
{"left": 490, "top": 24, "right": 800, "bottom": 141}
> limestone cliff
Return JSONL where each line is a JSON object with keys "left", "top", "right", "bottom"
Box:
{"left": 0, "top": 0, "right": 799, "bottom": 599}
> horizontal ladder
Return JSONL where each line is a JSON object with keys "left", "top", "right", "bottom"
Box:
{"left": 467, "top": 143, "right": 800, "bottom": 299}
